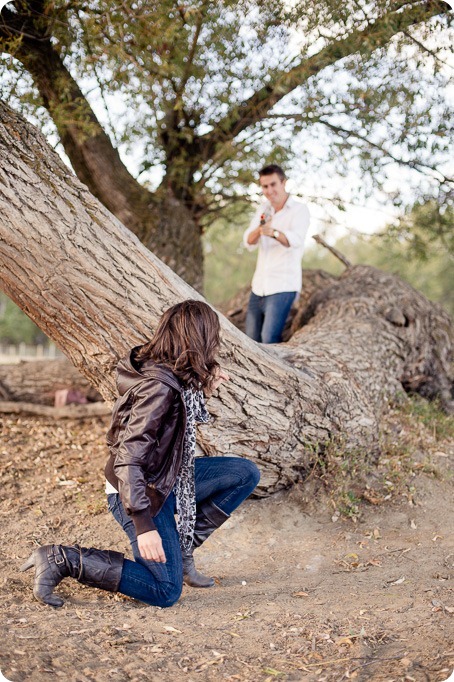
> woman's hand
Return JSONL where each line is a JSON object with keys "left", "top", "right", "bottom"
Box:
{"left": 137, "top": 530, "right": 166, "bottom": 562}
{"left": 211, "top": 368, "right": 230, "bottom": 392}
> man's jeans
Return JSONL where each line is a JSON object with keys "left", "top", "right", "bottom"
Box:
{"left": 246, "top": 291, "right": 297, "bottom": 343}
{"left": 108, "top": 456, "right": 260, "bottom": 607}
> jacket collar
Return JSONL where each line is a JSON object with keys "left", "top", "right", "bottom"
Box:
{"left": 140, "top": 361, "right": 182, "bottom": 393}
{"left": 116, "top": 348, "right": 183, "bottom": 395}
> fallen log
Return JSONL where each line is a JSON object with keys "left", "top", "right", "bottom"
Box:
{"left": 0, "top": 400, "right": 111, "bottom": 419}
{"left": 0, "top": 359, "right": 102, "bottom": 405}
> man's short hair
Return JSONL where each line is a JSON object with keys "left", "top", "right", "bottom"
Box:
{"left": 259, "top": 164, "right": 286, "bottom": 181}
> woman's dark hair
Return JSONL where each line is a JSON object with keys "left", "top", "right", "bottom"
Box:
{"left": 134, "top": 300, "right": 221, "bottom": 390}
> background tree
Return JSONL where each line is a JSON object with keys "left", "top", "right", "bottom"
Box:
{"left": 1, "top": 0, "right": 452, "bottom": 288}
{"left": 1, "top": 102, "right": 453, "bottom": 493}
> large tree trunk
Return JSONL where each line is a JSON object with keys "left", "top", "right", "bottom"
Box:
{"left": 0, "top": 102, "right": 452, "bottom": 494}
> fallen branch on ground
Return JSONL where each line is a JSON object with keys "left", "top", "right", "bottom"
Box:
{"left": 0, "top": 401, "right": 111, "bottom": 419}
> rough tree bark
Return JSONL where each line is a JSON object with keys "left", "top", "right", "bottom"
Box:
{"left": 0, "top": 102, "right": 452, "bottom": 494}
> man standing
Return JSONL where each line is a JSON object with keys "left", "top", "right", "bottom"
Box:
{"left": 243, "top": 164, "right": 310, "bottom": 343}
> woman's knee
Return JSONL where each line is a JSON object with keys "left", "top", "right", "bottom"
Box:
{"left": 159, "top": 579, "right": 183, "bottom": 608}
{"left": 137, "top": 578, "right": 182, "bottom": 608}
{"left": 239, "top": 459, "right": 261, "bottom": 490}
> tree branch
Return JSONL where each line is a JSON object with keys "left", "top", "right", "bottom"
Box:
{"left": 77, "top": 12, "right": 119, "bottom": 146}
{"left": 402, "top": 29, "right": 454, "bottom": 71}
{"left": 199, "top": 1, "right": 450, "bottom": 159}
{"left": 175, "top": 2, "right": 208, "bottom": 101}
{"left": 312, "top": 234, "right": 352, "bottom": 268}
{"left": 316, "top": 117, "right": 454, "bottom": 186}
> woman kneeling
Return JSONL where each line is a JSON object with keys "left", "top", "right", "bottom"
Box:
{"left": 21, "top": 300, "right": 260, "bottom": 608}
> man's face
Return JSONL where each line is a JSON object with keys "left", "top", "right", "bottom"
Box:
{"left": 259, "top": 173, "right": 287, "bottom": 207}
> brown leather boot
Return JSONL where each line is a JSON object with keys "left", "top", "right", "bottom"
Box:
{"left": 20, "top": 544, "right": 124, "bottom": 607}
{"left": 183, "top": 500, "right": 229, "bottom": 588}
{"left": 182, "top": 552, "right": 215, "bottom": 588}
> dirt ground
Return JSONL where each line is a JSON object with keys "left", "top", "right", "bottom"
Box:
{"left": 0, "top": 409, "right": 453, "bottom": 682}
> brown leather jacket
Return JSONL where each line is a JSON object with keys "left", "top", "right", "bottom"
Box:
{"left": 104, "top": 347, "right": 186, "bottom": 535}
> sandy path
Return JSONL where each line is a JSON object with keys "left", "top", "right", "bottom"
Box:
{"left": 0, "top": 415, "right": 452, "bottom": 681}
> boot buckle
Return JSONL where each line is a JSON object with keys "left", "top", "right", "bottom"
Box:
{"left": 54, "top": 552, "right": 65, "bottom": 565}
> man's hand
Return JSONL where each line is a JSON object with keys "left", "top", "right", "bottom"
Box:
{"left": 258, "top": 219, "right": 274, "bottom": 238}
{"left": 259, "top": 220, "right": 289, "bottom": 246}
{"left": 137, "top": 530, "right": 166, "bottom": 562}
{"left": 247, "top": 219, "right": 278, "bottom": 244}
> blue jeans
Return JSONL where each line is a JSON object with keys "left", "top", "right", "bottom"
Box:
{"left": 108, "top": 456, "right": 260, "bottom": 607}
{"left": 246, "top": 291, "right": 297, "bottom": 343}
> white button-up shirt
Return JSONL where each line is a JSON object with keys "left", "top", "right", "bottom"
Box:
{"left": 243, "top": 195, "right": 310, "bottom": 296}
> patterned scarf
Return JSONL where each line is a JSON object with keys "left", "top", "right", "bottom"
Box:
{"left": 174, "top": 388, "right": 211, "bottom": 552}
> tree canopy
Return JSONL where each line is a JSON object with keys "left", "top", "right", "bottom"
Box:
{"left": 1, "top": 0, "right": 453, "bottom": 286}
